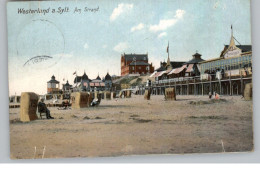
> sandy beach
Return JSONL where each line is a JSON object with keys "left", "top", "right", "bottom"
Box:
{"left": 9, "top": 95, "right": 253, "bottom": 159}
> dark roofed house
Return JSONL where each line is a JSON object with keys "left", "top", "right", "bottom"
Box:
{"left": 62, "top": 80, "right": 72, "bottom": 92}
{"left": 155, "top": 61, "right": 185, "bottom": 72}
{"left": 96, "top": 75, "right": 101, "bottom": 80}
{"left": 121, "top": 53, "right": 154, "bottom": 76}
{"left": 72, "top": 71, "right": 113, "bottom": 92}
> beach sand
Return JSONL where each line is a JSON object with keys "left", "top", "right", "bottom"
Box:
{"left": 9, "top": 95, "right": 253, "bottom": 159}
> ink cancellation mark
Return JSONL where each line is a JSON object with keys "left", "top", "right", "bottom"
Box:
{"left": 23, "top": 55, "right": 53, "bottom": 67}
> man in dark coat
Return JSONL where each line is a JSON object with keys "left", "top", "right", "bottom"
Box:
{"left": 38, "top": 98, "right": 54, "bottom": 119}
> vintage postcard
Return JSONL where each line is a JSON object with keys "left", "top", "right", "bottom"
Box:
{"left": 7, "top": 0, "right": 253, "bottom": 159}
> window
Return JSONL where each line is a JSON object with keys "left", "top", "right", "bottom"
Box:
{"left": 132, "top": 66, "right": 134, "bottom": 70}
{"left": 139, "top": 66, "right": 141, "bottom": 69}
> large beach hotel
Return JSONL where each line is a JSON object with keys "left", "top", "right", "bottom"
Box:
{"left": 150, "top": 27, "right": 252, "bottom": 96}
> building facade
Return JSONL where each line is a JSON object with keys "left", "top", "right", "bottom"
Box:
{"left": 47, "top": 75, "right": 60, "bottom": 94}
{"left": 121, "top": 53, "right": 154, "bottom": 76}
{"left": 146, "top": 27, "right": 252, "bottom": 96}
{"left": 73, "top": 72, "right": 113, "bottom": 92}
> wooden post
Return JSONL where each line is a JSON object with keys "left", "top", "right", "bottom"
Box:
{"left": 202, "top": 83, "right": 204, "bottom": 96}
{"left": 229, "top": 71, "right": 232, "bottom": 96}
{"left": 210, "top": 74, "right": 212, "bottom": 94}
{"left": 219, "top": 80, "right": 222, "bottom": 95}
{"left": 194, "top": 78, "right": 196, "bottom": 96}
{"left": 240, "top": 71, "right": 243, "bottom": 95}
{"left": 187, "top": 81, "right": 189, "bottom": 95}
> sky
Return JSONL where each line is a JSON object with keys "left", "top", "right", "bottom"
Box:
{"left": 7, "top": 0, "right": 251, "bottom": 95}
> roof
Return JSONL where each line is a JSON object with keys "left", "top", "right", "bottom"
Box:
{"left": 96, "top": 75, "right": 101, "bottom": 80}
{"left": 123, "top": 54, "right": 148, "bottom": 62}
{"left": 185, "top": 58, "right": 205, "bottom": 64}
{"left": 230, "top": 45, "right": 252, "bottom": 52}
{"left": 105, "top": 73, "right": 112, "bottom": 80}
{"left": 170, "top": 61, "right": 185, "bottom": 68}
{"left": 220, "top": 45, "right": 252, "bottom": 57}
{"left": 153, "top": 71, "right": 162, "bottom": 78}
{"left": 129, "top": 61, "right": 150, "bottom": 66}
{"left": 47, "top": 75, "right": 59, "bottom": 84}
{"left": 74, "top": 76, "right": 82, "bottom": 83}
{"left": 64, "top": 80, "right": 71, "bottom": 86}
{"left": 82, "top": 72, "right": 89, "bottom": 80}
{"left": 158, "top": 71, "right": 167, "bottom": 77}
{"left": 155, "top": 65, "right": 166, "bottom": 72}
{"left": 168, "top": 65, "right": 187, "bottom": 74}
{"left": 186, "top": 64, "right": 194, "bottom": 73}
{"left": 185, "top": 52, "right": 205, "bottom": 64}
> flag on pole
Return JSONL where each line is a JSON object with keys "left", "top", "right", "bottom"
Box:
{"left": 73, "top": 71, "right": 76, "bottom": 75}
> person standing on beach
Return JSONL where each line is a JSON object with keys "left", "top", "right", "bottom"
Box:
{"left": 209, "top": 92, "right": 212, "bottom": 99}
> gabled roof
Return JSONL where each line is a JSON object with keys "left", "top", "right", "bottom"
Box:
{"left": 96, "top": 75, "right": 101, "bottom": 80}
{"left": 105, "top": 72, "right": 112, "bottom": 80}
{"left": 220, "top": 45, "right": 252, "bottom": 57}
{"left": 123, "top": 54, "right": 148, "bottom": 62}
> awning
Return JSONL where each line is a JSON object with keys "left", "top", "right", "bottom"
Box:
{"left": 90, "top": 83, "right": 95, "bottom": 86}
{"left": 172, "top": 65, "right": 187, "bottom": 74}
{"left": 168, "top": 69, "right": 176, "bottom": 75}
{"left": 150, "top": 71, "right": 157, "bottom": 77}
{"left": 186, "top": 64, "right": 194, "bottom": 73}
{"left": 154, "top": 71, "right": 162, "bottom": 78}
{"left": 158, "top": 71, "right": 167, "bottom": 77}
{"left": 94, "top": 83, "right": 100, "bottom": 86}
{"left": 100, "top": 83, "right": 105, "bottom": 87}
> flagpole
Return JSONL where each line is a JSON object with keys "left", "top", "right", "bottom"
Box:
{"left": 168, "top": 41, "right": 169, "bottom": 60}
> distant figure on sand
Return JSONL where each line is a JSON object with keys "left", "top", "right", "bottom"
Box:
{"left": 91, "top": 99, "right": 100, "bottom": 107}
{"left": 209, "top": 92, "right": 212, "bottom": 99}
{"left": 215, "top": 92, "right": 220, "bottom": 100}
{"left": 38, "top": 98, "right": 54, "bottom": 119}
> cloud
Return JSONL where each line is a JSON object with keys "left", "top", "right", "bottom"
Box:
{"left": 103, "top": 45, "right": 107, "bottom": 49}
{"left": 84, "top": 43, "right": 88, "bottom": 49}
{"left": 113, "top": 42, "right": 128, "bottom": 52}
{"left": 149, "top": 9, "right": 185, "bottom": 32}
{"left": 110, "top": 3, "right": 133, "bottom": 21}
{"left": 131, "top": 23, "right": 145, "bottom": 32}
{"left": 158, "top": 32, "right": 167, "bottom": 38}
{"left": 175, "top": 9, "right": 185, "bottom": 18}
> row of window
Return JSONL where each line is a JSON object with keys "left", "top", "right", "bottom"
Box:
{"left": 200, "top": 54, "right": 252, "bottom": 73}
{"left": 131, "top": 66, "right": 150, "bottom": 70}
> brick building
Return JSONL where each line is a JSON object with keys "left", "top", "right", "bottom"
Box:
{"left": 121, "top": 53, "right": 154, "bottom": 76}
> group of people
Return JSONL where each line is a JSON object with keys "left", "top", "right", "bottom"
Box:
{"left": 209, "top": 91, "right": 220, "bottom": 100}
